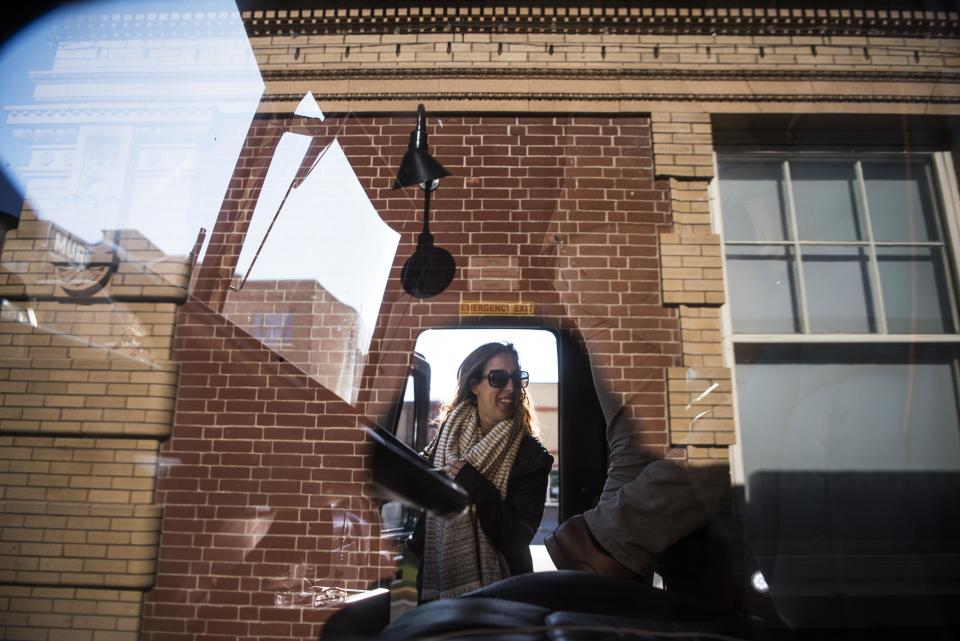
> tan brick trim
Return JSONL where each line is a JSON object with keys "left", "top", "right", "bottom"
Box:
{"left": 0, "top": 361, "right": 177, "bottom": 437}
{"left": 678, "top": 306, "right": 724, "bottom": 368}
{"left": 0, "top": 585, "right": 143, "bottom": 641}
{"left": 651, "top": 112, "right": 714, "bottom": 180}
{"left": 659, "top": 232, "right": 724, "bottom": 306}
{"left": 668, "top": 179, "right": 713, "bottom": 234}
{"left": 666, "top": 366, "right": 734, "bottom": 450}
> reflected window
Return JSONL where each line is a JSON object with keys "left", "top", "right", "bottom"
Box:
{"left": 720, "top": 149, "right": 960, "bottom": 611}
{"left": 248, "top": 312, "right": 295, "bottom": 350}
{"left": 735, "top": 344, "right": 960, "bottom": 473}
{"left": 720, "top": 151, "right": 960, "bottom": 476}
{"left": 0, "top": 0, "right": 263, "bottom": 262}
{"left": 719, "top": 155, "right": 957, "bottom": 335}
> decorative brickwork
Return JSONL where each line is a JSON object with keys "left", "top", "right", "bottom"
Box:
{"left": 678, "top": 306, "right": 725, "bottom": 369}
{"left": 650, "top": 110, "right": 734, "bottom": 466}
{"left": 658, "top": 232, "right": 725, "bottom": 306}
{"left": 666, "top": 367, "right": 735, "bottom": 450}
{"left": 244, "top": 27, "right": 960, "bottom": 113}
{"left": 651, "top": 113, "right": 715, "bottom": 181}
{"left": 668, "top": 179, "right": 713, "bottom": 233}
{"left": 242, "top": 6, "right": 960, "bottom": 39}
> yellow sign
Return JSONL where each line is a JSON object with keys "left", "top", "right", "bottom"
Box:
{"left": 459, "top": 302, "right": 534, "bottom": 317}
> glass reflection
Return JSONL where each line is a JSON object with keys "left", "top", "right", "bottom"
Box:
{"left": 792, "top": 161, "right": 864, "bottom": 241}
{"left": 877, "top": 246, "right": 955, "bottom": 333}
{"left": 736, "top": 344, "right": 960, "bottom": 473}
{"left": 224, "top": 134, "right": 400, "bottom": 406}
{"left": 718, "top": 160, "right": 789, "bottom": 242}
{"left": 801, "top": 246, "right": 875, "bottom": 333}
{"left": 0, "top": 0, "right": 264, "bottom": 264}
{"left": 726, "top": 245, "right": 799, "bottom": 333}
{"left": 864, "top": 160, "right": 940, "bottom": 242}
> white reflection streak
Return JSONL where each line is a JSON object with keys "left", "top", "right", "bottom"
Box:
{"left": 689, "top": 408, "right": 714, "bottom": 429}
{"left": 294, "top": 92, "right": 326, "bottom": 120}
{"left": 233, "top": 132, "right": 312, "bottom": 284}
{"left": 685, "top": 369, "right": 718, "bottom": 429}
{"left": 247, "top": 507, "right": 277, "bottom": 550}
{"left": 251, "top": 139, "right": 400, "bottom": 356}
{"left": 690, "top": 382, "right": 719, "bottom": 407}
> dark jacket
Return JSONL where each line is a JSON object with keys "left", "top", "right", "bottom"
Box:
{"left": 454, "top": 433, "right": 554, "bottom": 575}
{"left": 410, "top": 433, "right": 554, "bottom": 577}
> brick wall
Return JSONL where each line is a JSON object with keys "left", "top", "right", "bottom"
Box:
{"left": 249, "top": 28, "right": 960, "bottom": 75}
{"left": 139, "top": 301, "right": 385, "bottom": 641}
{"left": 138, "top": 113, "right": 679, "bottom": 640}
{"left": 0, "top": 213, "right": 183, "bottom": 640}
{"left": 221, "top": 280, "right": 363, "bottom": 402}
{"left": 246, "top": 18, "right": 959, "bottom": 115}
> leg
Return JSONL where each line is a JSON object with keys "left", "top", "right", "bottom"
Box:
{"left": 549, "top": 404, "right": 728, "bottom": 577}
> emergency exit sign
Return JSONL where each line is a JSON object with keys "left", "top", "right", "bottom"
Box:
{"left": 459, "top": 302, "right": 534, "bottom": 317}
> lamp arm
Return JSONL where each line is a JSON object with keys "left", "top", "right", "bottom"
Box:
{"left": 421, "top": 186, "right": 432, "bottom": 236}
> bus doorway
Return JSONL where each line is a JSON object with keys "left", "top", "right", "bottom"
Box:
{"left": 413, "top": 328, "right": 560, "bottom": 570}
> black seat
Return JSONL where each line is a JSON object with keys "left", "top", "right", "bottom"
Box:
{"left": 380, "top": 597, "right": 549, "bottom": 641}
{"left": 378, "top": 572, "right": 757, "bottom": 641}
{"left": 462, "top": 570, "right": 728, "bottom": 620}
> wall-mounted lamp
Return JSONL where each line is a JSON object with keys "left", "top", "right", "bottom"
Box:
{"left": 393, "top": 104, "right": 455, "bottom": 298}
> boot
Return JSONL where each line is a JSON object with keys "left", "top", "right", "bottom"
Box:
{"left": 544, "top": 515, "right": 636, "bottom": 579}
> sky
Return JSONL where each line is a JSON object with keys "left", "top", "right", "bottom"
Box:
{"left": 235, "top": 136, "right": 400, "bottom": 355}
{"left": 412, "top": 328, "right": 559, "bottom": 401}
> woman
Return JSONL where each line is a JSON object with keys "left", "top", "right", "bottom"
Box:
{"left": 414, "top": 342, "right": 553, "bottom": 602}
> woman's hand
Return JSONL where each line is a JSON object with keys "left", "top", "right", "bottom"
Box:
{"left": 441, "top": 460, "right": 465, "bottom": 479}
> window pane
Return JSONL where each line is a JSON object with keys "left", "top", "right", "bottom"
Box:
{"left": 735, "top": 344, "right": 960, "bottom": 473}
{"left": 802, "top": 246, "right": 876, "bottom": 333}
{"left": 718, "top": 161, "right": 789, "bottom": 241}
{"left": 864, "top": 160, "right": 940, "bottom": 242}
{"left": 726, "top": 245, "right": 799, "bottom": 333}
{"left": 878, "top": 246, "right": 956, "bottom": 333}
{"left": 792, "top": 161, "right": 864, "bottom": 241}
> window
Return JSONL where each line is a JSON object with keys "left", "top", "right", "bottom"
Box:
{"left": 717, "top": 151, "right": 960, "bottom": 476}
{"left": 720, "top": 155, "right": 958, "bottom": 337}
{"left": 248, "top": 311, "right": 295, "bottom": 349}
{"left": 718, "top": 148, "right": 960, "bottom": 624}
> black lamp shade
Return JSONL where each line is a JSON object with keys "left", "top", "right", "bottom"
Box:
{"left": 392, "top": 104, "right": 450, "bottom": 190}
{"left": 393, "top": 148, "right": 450, "bottom": 189}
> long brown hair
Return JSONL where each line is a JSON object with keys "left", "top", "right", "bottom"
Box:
{"left": 442, "top": 341, "right": 538, "bottom": 436}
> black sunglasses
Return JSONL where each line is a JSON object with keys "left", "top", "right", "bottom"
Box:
{"left": 485, "top": 369, "right": 529, "bottom": 389}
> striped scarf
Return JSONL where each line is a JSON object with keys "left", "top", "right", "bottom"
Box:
{"left": 420, "top": 399, "right": 524, "bottom": 601}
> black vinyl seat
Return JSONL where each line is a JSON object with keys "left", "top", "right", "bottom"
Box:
{"left": 379, "top": 571, "right": 757, "bottom": 641}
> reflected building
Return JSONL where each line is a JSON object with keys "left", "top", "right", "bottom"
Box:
{"left": 222, "top": 279, "right": 364, "bottom": 403}
{"left": 0, "top": 2, "right": 958, "bottom": 641}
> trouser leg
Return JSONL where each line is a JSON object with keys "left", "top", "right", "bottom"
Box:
{"left": 582, "top": 406, "right": 728, "bottom": 576}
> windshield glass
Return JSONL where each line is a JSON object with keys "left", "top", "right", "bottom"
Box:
{"left": 0, "top": 2, "right": 957, "bottom": 641}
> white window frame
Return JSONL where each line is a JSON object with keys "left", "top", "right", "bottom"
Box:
{"left": 713, "top": 150, "right": 960, "bottom": 486}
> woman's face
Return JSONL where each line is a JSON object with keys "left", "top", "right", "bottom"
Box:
{"left": 471, "top": 351, "right": 520, "bottom": 431}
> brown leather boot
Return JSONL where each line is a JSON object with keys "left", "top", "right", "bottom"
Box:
{"left": 544, "top": 515, "right": 636, "bottom": 579}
